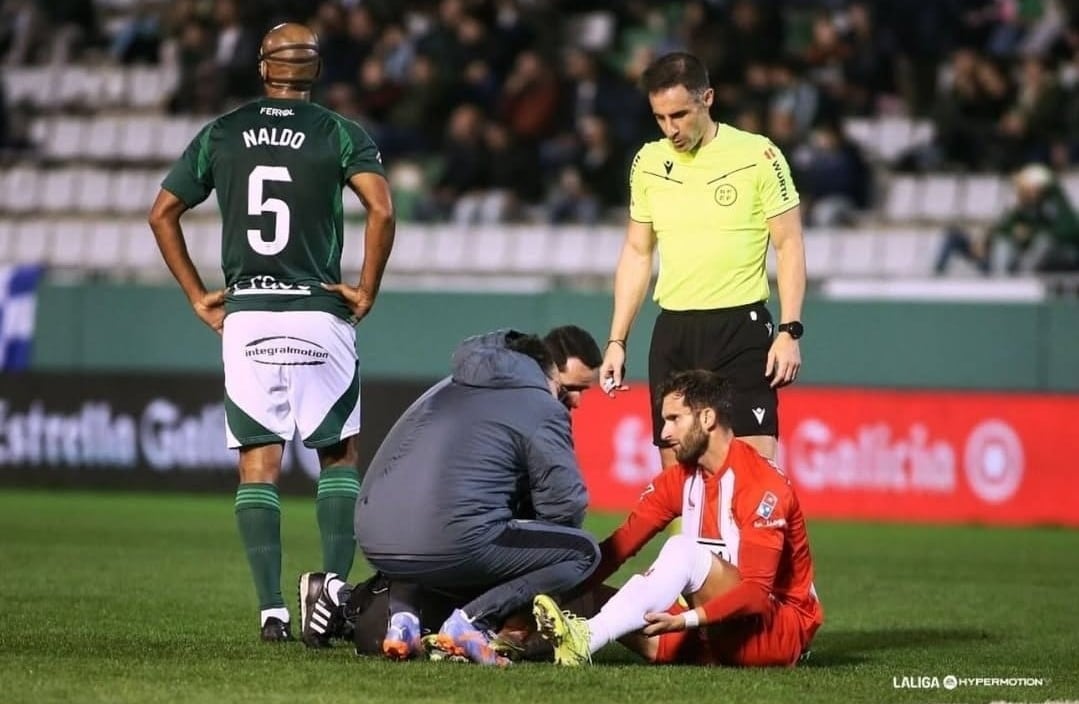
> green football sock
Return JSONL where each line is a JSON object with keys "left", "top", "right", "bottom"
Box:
{"left": 316, "top": 466, "right": 360, "bottom": 578}
{"left": 235, "top": 483, "right": 284, "bottom": 611}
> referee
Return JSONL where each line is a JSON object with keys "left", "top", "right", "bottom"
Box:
{"left": 601, "top": 52, "right": 806, "bottom": 464}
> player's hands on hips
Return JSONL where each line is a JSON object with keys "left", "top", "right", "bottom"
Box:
{"left": 766, "top": 333, "right": 801, "bottom": 388}
{"left": 642, "top": 611, "right": 686, "bottom": 635}
{"left": 322, "top": 282, "right": 375, "bottom": 323}
{"left": 600, "top": 343, "right": 629, "bottom": 397}
{"left": 193, "top": 289, "right": 226, "bottom": 335}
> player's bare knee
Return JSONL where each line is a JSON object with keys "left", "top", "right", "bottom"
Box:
{"left": 317, "top": 436, "right": 358, "bottom": 469}
{"left": 238, "top": 442, "right": 285, "bottom": 483}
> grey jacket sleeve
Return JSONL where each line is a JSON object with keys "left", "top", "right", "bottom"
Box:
{"left": 523, "top": 412, "right": 589, "bottom": 527}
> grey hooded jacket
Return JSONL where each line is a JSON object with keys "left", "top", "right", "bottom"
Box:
{"left": 354, "top": 330, "right": 589, "bottom": 560}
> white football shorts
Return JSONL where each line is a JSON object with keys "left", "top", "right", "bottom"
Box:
{"left": 222, "top": 310, "right": 360, "bottom": 449}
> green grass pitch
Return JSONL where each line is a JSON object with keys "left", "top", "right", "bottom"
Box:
{"left": 0, "top": 489, "right": 1076, "bottom": 703}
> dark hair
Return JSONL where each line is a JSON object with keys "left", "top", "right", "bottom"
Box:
{"left": 505, "top": 331, "right": 555, "bottom": 376}
{"left": 641, "top": 52, "right": 711, "bottom": 97}
{"left": 544, "top": 325, "right": 602, "bottom": 371}
{"left": 655, "top": 370, "right": 734, "bottom": 428}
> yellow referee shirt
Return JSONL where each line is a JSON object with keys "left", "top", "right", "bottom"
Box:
{"left": 629, "top": 123, "right": 799, "bottom": 311}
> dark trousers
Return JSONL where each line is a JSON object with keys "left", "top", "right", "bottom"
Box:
{"left": 935, "top": 227, "right": 990, "bottom": 274}
{"left": 367, "top": 520, "right": 600, "bottom": 631}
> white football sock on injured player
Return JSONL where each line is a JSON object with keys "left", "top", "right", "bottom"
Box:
{"left": 586, "top": 535, "right": 713, "bottom": 653}
{"left": 325, "top": 576, "right": 347, "bottom": 606}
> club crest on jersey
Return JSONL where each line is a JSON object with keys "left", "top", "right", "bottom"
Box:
{"left": 756, "top": 491, "right": 778, "bottom": 519}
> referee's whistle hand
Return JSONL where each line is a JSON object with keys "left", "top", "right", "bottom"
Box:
{"left": 600, "top": 347, "right": 629, "bottom": 397}
{"left": 766, "top": 336, "right": 801, "bottom": 388}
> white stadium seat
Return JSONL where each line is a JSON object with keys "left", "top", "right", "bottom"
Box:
{"left": 156, "top": 117, "right": 202, "bottom": 161}
{"left": 883, "top": 175, "right": 920, "bottom": 222}
{"left": 960, "top": 175, "right": 1006, "bottom": 222}
{"left": 85, "top": 222, "right": 124, "bottom": 270}
{"left": 920, "top": 175, "right": 961, "bottom": 222}
{"left": 56, "top": 66, "right": 89, "bottom": 105}
{"left": 803, "top": 229, "right": 838, "bottom": 279}
{"left": 142, "top": 170, "right": 166, "bottom": 211}
{"left": 45, "top": 117, "right": 85, "bottom": 161}
{"left": 334, "top": 221, "right": 364, "bottom": 274}
{"left": 5, "top": 67, "right": 56, "bottom": 109}
{"left": 879, "top": 229, "right": 929, "bottom": 277}
{"left": 12, "top": 221, "right": 50, "bottom": 264}
{"left": 508, "top": 226, "right": 553, "bottom": 275}
{"left": 833, "top": 231, "right": 880, "bottom": 277}
{"left": 85, "top": 116, "right": 123, "bottom": 161}
{"left": 121, "top": 220, "right": 161, "bottom": 274}
{"left": 471, "top": 228, "right": 512, "bottom": 272}
{"left": 549, "top": 227, "right": 593, "bottom": 276}
{"left": 184, "top": 221, "right": 221, "bottom": 272}
{"left": 384, "top": 225, "right": 429, "bottom": 273}
{"left": 108, "top": 170, "right": 148, "bottom": 213}
{"left": 89, "top": 66, "right": 129, "bottom": 108}
{"left": 4, "top": 166, "right": 42, "bottom": 214}
{"left": 55, "top": 66, "right": 124, "bottom": 110}
{"left": 428, "top": 226, "right": 471, "bottom": 272}
{"left": 39, "top": 169, "right": 79, "bottom": 213}
{"left": 48, "top": 221, "right": 90, "bottom": 268}
{"left": 75, "top": 168, "right": 113, "bottom": 213}
{"left": 116, "top": 115, "right": 160, "bottom": 162}
{"left": 591, "top": 228, "right": 625, "bottom": 276}
{"left": 127, "top": 66, "right": 176, "bottom": 109}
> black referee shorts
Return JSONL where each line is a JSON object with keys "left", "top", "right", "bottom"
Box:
{"left": 648, "top": 301, "right": 778, "bottom": 445}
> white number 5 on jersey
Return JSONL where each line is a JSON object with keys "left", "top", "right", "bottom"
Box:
{"left": 247, "top": 165, "right": 292, "bottom": 255}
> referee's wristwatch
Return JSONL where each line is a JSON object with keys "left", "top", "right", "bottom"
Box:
{"left": 777, "top": 321, "right": 804, "bottom": 340}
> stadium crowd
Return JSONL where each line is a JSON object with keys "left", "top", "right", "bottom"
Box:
{"left": 2, "top": 0, "right": 1079, "bottom": 233}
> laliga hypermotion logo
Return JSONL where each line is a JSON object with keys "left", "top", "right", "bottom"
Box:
{"left": 963, "top": 419, "right": 1024, "bottom": 504}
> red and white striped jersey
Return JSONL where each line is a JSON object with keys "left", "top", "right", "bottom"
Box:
{"left": 598, "top": 439, "right": 822, "bottom": 632}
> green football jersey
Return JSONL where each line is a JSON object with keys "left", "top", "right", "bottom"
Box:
{"left": 162, "top": 97, "right": 385, "bottom": 320}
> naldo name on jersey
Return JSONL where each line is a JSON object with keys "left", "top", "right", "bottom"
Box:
{"left": 242, "top": 127, "right": 306, "bottom": 150}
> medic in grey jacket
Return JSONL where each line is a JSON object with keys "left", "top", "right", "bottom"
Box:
{"left": 354, "top": 330, "right": 589, "bottom": 561}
